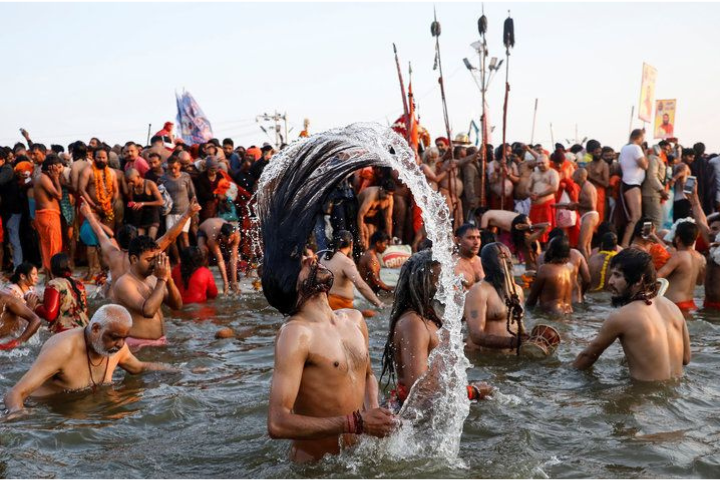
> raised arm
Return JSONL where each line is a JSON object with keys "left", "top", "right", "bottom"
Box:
{"left": 156, "top": 199, "right": 201, "bottom": 252}
{"left": 79, "top": 203, "right": 119, "bottom": 263}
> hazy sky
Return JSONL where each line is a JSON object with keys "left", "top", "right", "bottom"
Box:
{"left": 2, "top": 2, "right": 719, "bottom": 151}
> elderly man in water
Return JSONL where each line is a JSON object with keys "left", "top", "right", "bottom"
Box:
{"left": 3, "top": 305, "right": 172, "bottom": 414}
{"left": 573, "top": 248, "right": 690, "bottom": 381}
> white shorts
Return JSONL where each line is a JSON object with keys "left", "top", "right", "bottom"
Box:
{"left": 165, "top": 214, "right": 191, "bottom": 233}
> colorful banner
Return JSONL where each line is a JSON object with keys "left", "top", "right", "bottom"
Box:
{"left": 176, "top": 91, "right": 213, "bottom": 145}
{"left": 654, "top": 99, "right": 676, "bottom": 139}
{"left": 638, "top": 63, "right": 657, "bottom": 123}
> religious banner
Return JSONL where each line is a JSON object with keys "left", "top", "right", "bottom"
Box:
{"left": 638, "top": 63, "right": 657, "bottom": 123}
{"left": 176, "top": 90, "right": 213, "bottom": 144}
{"left": 654, "top": 99, "right": 676, "bottom": 139}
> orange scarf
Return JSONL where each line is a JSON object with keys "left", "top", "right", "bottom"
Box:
{"left": 92, "top": 164, "right": 114, "bottom": 222}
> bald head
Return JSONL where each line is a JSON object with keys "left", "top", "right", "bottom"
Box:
{"left": 537, "top": 154, "right": 550, "bottom": 172}
{"left": 125, "top": 168, "right": 140, "bottom": 181}
{"left": 573, "top": 167, "right": 588, "bottom": 184}
{"left": 177, "top": 151, "right": 192, "bottom": 166}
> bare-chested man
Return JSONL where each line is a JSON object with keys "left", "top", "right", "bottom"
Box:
{"left": 266, "top": 251, "right": 395, "bottom": 461}
{"left": 585, "top": 139, "right": 609, "bottom": 223}
{"left": 528, "top": 154, "right": 560, "bottom": 244}
{"left": 358, "top": 231, "right": 393, "bottom": 294}
{"left": 357, "top": 180, "right": 394, "bottom": 249}
{"left": 34, "top": 155, "right": 64, "bottom": 278}
{"left": 453, "top": 223, "right": 484, "bottom": 290}
{"left": 69, "top": 142, "right": 90, "bottom": 193}
{"left": 78, "top": 148, "right": 120, "bottom": 278}
{"left": 478, "top": 209, "right": 521, "bottom": 234}
{"left": 3, "top": 305, "right": 172, "bottom": 414}
{"left": 509, "top": 214, "right": 551, "bottom": 271}
{"left": 514, "top": 146, "right": 538, "bottom": 215}
{"left": 319, "top": 231, "right": 385, "bottom": 311}
{"left": 657, "top": 220, "right": 705, "bottom": 312}
{"left": 574, "top": 248, "right": 690, "bottom": 381}
{"left": 526, "top": 236, "right": 574, "bottom": 314}
{"left": 538, "top": 229, "right": 590, "bottom": 303}
{"left": 588, "top": 232, "right": 620, "bottom": 292}
{"left": 556, "top": 168, "right": 599, "bottom": 260}
{"left": 380, "top": 250, "right": 492, "bottom": 409}
{"left": 464, "top": 243, "right": 526, "bottom": 352}
{"left": 0, "top": 291, "right": 42, "bottom": 350}
{"left": 111, "top": 236, "right": 182, "bottom": 348}
{"left": 687, "top": 190, "right": 720, "bottom": 310}
{"left": 197, "top": 218, "right": 241, "bottom": 295}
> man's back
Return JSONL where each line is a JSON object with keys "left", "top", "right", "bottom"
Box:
{"left": 617, "top": 296, "right": 688, "bottom": 381}
{"left": 320, "top": 253, "right": 353, "bottom": 299}
{"left": 661, "top": 249, "right": 705, "bottom": 304}
{"left": 528, "top": 262, "right": 573, "bottom": 314}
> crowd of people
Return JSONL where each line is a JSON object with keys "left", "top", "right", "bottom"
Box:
{"left": 0, "top": 123, "right": 716, "bottom": 462}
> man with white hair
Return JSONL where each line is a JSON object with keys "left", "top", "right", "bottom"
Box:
{"left": 3, "top": 304, "right": 171, "bottom": 414}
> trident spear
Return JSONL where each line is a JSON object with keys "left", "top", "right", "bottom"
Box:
{"left": 393, "top": 43, "right": 412, "bottom": 144}
{"left": 478, "top": 7, "right": 488, "bottom": 208}
{"left": 500, "top": 11, "right": 514, "bottom": 211}
{"left": 432, "top": 7, "right": 457, "bottom": 218}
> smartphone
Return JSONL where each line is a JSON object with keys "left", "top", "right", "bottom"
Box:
{"left": 684, "top": 176, "right": 697, "bottom": 195}
{"left": 642, "top": 221, "right": 652, "bottom": 238}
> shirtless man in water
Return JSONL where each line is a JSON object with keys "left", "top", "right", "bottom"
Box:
{"left": 574, "top": 248, "right": 690, "bottom": 381}
{"left": 319, "top": 230, "right": 385, "bottom": 311}
{"left": 81, "top": 201, "right": 201, "bottom": 299}
{"left": 464, "top": 243, "right": 526, "bottom": 352}
{"left": 526, "top": 236, "right": 574, "bottom": 314}
{"left": 266, "top": 252, "right": 396, "bottom": 462}
{"left": 112, "top": 236, "right": 182, "bottom": 347}
{"left": 3, "top": 305, "right": 171, "bottom": 414}
{"left": 357, "top": 231, "right": 393, "bottom": 294}
{"left": 657, "top": 220, "right": 705, "bottom": 312}
{"left": 453, "top": 224, "right": 484, "bottom": 290}
{"left": 588, "top": 232, "right": 620, "bottom": 292}
{"left": 357, "top": 180, "right": 394, "bottom": 249}
{"left": 0, "top": 291, "right": 42, "bottom": 350}
{"left": 538, "top": 229, "right": 590, "bottom": 303}
{"left": 197, "top": 218, "right": 241, "bottom": 295}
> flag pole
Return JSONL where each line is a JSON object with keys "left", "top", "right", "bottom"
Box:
{"left": 628, "top": 106, "right": 635, "bottom": 136}
{"left": 146, "top": 124, "right": 152, "bottom": 146}
{"left": 530, "top": 98, "right": 538, "bottom": 145}
{"left": 500, "top": 11, "right": 514, "bottom": 211}
{"left": 393, "top": 43, "right": 412, "bottom": 143}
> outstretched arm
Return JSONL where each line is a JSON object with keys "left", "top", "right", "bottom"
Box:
{"left": 79, "top": 203, "right": 119, "bottom": 264}
{"left": 156, "top": 199, "right": 201, "bottom": 252}
{"left": 573, "top": 314, "right": 622, "bottom": 370}
{"left": 0, "top": 299, "right": 43, "bottom": 349}
{"left": 344, "top": 260, "right": 383, "bottom": 308}
{"left": 3, "top": 341, "right": 68, "bottom": 412}
{"left": 117, "top": 346, "right": 175, "bottom": 374}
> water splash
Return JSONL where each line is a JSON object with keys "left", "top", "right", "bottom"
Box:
{"left": 256, "top": 122, "right": 470, "bottom": 460}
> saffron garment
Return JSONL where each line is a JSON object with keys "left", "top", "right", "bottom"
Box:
{"left": 675, "top": 300, "right": 697, "bottom": 312}
{"left": 648, "top": 243, "right": 671, "bottom": 271}
{"left": 327, "top": 293, "right": 354, "bottom": 311}
{"left": 171, "top": 265, "right": 218, "bottom": 304}
{"left": 529, "top": 198, "right": 555, "bottom": 244}
{"left": 35, "top": 209, "right": 62, "bottom": 272}
{"left": 35, "top": 277, "right": 89, "bottom": 334}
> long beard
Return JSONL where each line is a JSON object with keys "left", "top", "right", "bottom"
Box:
{"left": 92, "top": 335, "right": 120, "bottom": 356}
{"left": 611, "top": 287, "right": 633, "bottom": 307}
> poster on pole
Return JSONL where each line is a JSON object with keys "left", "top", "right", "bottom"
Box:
{"left": 654, "top": 99, "right": 676, "bottom": 139}
{"left": 638, "top": 63, "right": 657, "bottom": 123}
{"left": 176, "top": 90, "right": 213, "bottom": 145}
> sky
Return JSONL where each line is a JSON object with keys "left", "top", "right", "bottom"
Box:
{"left": 1, "top": 2, "right": 719, "bottom": 152}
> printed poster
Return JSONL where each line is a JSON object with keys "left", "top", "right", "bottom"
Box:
{"left": 638, "top": 63, "right": 657, "bottom": 123}
{"left": 654, "top": 99, "right": 676, "bottom": 139}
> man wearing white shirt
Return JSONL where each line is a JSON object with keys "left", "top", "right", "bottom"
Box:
{"left": 619, "top": 129, "right": 649, "bottom": 247}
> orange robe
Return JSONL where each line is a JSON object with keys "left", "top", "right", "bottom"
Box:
{"left": 327, "top": 293, "right": 354, "bottom": 310}
{"left": 35, "top": 209, "right": 63, "bottom": 272}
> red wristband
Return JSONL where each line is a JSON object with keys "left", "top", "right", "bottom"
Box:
{"left": 467, "top": 385, "right": 479, "bottom": 401}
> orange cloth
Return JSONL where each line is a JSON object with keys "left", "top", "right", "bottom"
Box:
{"left": 412, "top": 203, "right": 423, "bottom": 234}
{"left": 675, "top": 300, "right": 697, "bottom": 312}
{"left": 648, "top": 243, "right": 671, "bottom": 271}
{"left": 35, "top": 209, "right": 63, "bottom": 272}
{"left": 327, "top": 293, "right": 354, "bottom": 311}
{"left": 529, "top": 198, "right": 555, "bottom": 243}
{"left": 703, "top": 300, "right": 720, "bottom": 310}
{"left": 596, "top": 186, "right": 606, "bottom": 223}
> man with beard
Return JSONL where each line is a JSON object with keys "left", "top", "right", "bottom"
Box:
{"left": 33, "top": 155, "right": 65, "bottom": 278}
{"left": 657, "top": 220, "right": 705, "bottom": 312}
{"left": 358, "top": 231, "right": 394, "bottom": 294}
{"left": 526, "top": 236, "right": 574, "bottom": 314}
{"left": 111, "top": 236, "right": 182, "bottom": 348}
{"left": 585, "top": 140, "right": 609, "bottom": 223}
{"left": 464, "top": 243, "right": 526, "bottom": 352}
{"left": 380, "top": 250, "right": 492, "bottom": 409}
{"left": 3, "top": 305, "right": 172, "bottom": 414}
{"left": 453, "top": 223, "right": 484, "bottom": 290}
{"left": 357, "top": 180, "right": 394, "bottom": 250}
{"left": 573, "top": 248, "right": 690, "bottom": 381}
{"left": 259, "top": 138, "right": 397, "bottom": 462}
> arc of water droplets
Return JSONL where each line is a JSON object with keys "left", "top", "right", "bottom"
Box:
{"left": 256, "top": 122, "right": 470, "bottom": 460}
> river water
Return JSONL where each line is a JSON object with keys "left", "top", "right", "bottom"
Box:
{"left": 1, "top": 280, "right": 719, "bottom": 478}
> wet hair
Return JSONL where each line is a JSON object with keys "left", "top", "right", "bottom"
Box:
{"left": 257, "top": 132, "right": 402, "bottom": 316}
{"left": 220, "top": 222, "right": 237, "bottom": 238}
{"left": 600, "top": 232, "right": 618, "bottom": 251}
{"left": 544, "top": 236, "right": 570, "bottom": 264}
{"left": 370, "top": 230, "right": 390, "bottom": 245}
{"left": 380, "top": 250, "right": 441, "bottom": 387}
{"left": 10, "top": 262, "right": 36, "bottom": 284}
{"left": 50, "top": 253, "right": 86, "bottom": 312}
{"left": 117, "top": 225, "right": 138, "bottom": 250}
{"left": 609, "top": 248, "right": 658, "bottom": 302}
{"left": 480, "top": 230, "right": 497, "bottom": 246}
{"left": 41, "top": 153, "right": 62, "bottom": 172}
{"left": 675, "top": 221, "right": 699, "bottom": 247}
{"left": 325, "top": 230, "right": 353, "bottom": 260}
{"left": 179, "top": 246, "right": 207, "bottom": 289}
{"left": 128, "top": 235, "right": 158, "bottom": 259}
{"left": 510, "top": 214, "right": 530, "bottom": 251}
{"left": 481, "top": 242, "right": 508, "bottom": 298}
{"left": 455, "top": 223, "right": 479, "bottom": 238}
{"left": 381, "top": 178, "right": 396, "bottom": 193}
{"left": 417, "top": 238, "right": 433, "bottom": 251}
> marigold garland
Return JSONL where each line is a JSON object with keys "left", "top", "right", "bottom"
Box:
{"left": 92, "top": 164, "right": 115, "bottom": 222}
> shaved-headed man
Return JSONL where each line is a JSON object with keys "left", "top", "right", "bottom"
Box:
{"left": 4, "top": 305, "right": 172, "bottom": 414}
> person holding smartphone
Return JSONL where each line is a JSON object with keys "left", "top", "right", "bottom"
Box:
{"left": 669, "top": 149, "right": 696, "bottom": 221}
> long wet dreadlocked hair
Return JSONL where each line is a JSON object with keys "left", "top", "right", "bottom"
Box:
{"left": 256, "top": 124, "right": 412, "bottom": 316}
{"left": 481, "top": 242, "right": 508, "bottom": 298}
{"left": 380, "top": 250, "right": 441, "bottom": 389}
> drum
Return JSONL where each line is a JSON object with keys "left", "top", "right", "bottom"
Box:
{"left": 519, "top": 324, "right": 561, "bottom": 359}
